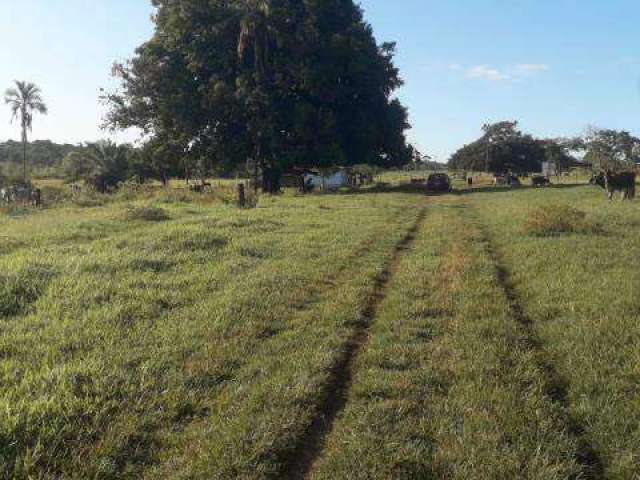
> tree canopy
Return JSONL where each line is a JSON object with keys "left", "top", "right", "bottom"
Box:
{"left": 580, "top": 127, "right": 640, "bottom": 170}
{"left": 449, "top": 121, "right": 578, "bottom": 174}
{"left": 104, "top": 0, "right": 413, "bottom": 182}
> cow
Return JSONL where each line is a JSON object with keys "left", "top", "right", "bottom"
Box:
{"left": 0, "top": 186, "right": 43, "bottom": 206}
{"left": 493, "top": 175, "right": 508, "bottom": 186}
{"left": 494, "top": 174, "right": 520, "bottom": 188}
{"left": 591, "top": 171, "right": 637, "bottom": 200}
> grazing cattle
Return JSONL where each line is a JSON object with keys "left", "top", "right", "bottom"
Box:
{"left": 0, "top": 186, "right": 43, "bottom": 206}
{"left": 532, "top": 176, "right": 550, "bottom": 188}
{"left": 591, "top": 171, "right": 637, "bottom": 200}
{"left": 494, "top": 174, "right": 520, "bottom": 187}
{"left": 493, "top": 175, "right": 508, "bottom": 186}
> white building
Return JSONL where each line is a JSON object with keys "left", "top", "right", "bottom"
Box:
{"left": 541, "top": 162, "right": 557, "bottom": 177}
{"left": 304, "top": 170, "right": 351, "bottom": 190}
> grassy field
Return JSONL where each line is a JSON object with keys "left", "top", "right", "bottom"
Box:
{"left": 1, "top": 180, "right": 639, "bottom": 479}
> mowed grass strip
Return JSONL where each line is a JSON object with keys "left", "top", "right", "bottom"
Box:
{"left": 0, "top": 193, "right": 422, "bottom": 479}
{"left": 141, "top": 203, "right": 426, "bottom": 479}
{"left": 469, "top": 185, "right": 640, "bottom": 478}
{"left": 311, "top": 199, "right": 583, "bottom": 480}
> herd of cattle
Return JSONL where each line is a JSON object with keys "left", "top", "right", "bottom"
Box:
{"left": 0, "top": 172, "right": 638, "bottom": 207}
{"left": 489, "top": 171, "right": 636, "bottom": 201}
{"left": 492, "top": 174, "right": 550, "bottom": 188}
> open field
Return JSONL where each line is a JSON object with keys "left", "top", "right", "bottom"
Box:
{"left": 1, "top": 182, "right": 639, "bottom": 479}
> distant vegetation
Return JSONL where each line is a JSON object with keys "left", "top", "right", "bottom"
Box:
{"left": 449, "top": 120, "right": 640, "bottom": 174}
{"left": 0, "top": 140, "right": 78, "bottom": 177}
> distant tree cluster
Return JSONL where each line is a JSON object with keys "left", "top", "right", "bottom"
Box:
{"left": 0, "top": 140, "right": 78, "bottom": 169}
{"left": 104, "top": 0, "right": 413, "bottom": 191}
{"left": 449, "top": 121, "right": 640, "bottom": 174}
{"left": 579, "top": 127, "right": 640, "bottom": 171}
{"left": 449, "top": 121, "right": 577, "bottom": 174}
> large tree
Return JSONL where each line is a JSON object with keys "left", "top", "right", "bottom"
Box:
{"left": 4, "top": 81, "right": 48, "bottom": 184}
{"left": 104, "top": 0, "right": 411, "bottom": 190}
{"left": 581, "top": 127, "right": 640, "bottom": 170}
{"left": 449, "top": 121, "right": 573, "bottom": 174}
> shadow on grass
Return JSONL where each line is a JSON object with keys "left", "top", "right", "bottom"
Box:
{"left": 453, "top": 183, "right": 590, "bottom": 196}
{"left": 322, "top": 182, "right": 591, "bottom": 197}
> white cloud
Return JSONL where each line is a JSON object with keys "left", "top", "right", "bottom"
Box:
{"left": 466, "top": 65, "right": 511, "bottom": 81}
{"left": 454, "top": 63, "right": 550, "bottom": 82}
{"left": 512, "top": 63, "right": 550, "bottom": 76}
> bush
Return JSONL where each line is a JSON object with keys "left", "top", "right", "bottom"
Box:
{"left": 70, "top": 189, "right": 111, "bottom": 208}
{"left": 524, "top": 204, "right": 601, "bottom": 236}
{"left": 124, "top": 205, "right": 170, "bottom": 222}
{"left": 40, "top": 185, "right": 71, "bottom": 205}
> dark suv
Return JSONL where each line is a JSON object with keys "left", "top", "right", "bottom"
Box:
{"left": 427, "top": 173, "right": 452, "bottom": 192}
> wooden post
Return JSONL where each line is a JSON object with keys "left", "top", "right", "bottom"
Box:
{"left": 238, "top": 183, "right": 246, "bottom": 208}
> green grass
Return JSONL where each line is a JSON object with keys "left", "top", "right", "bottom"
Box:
{"left": 0, "top": 191, "right": 423, "bottom": 478}
{"left": 1, "top": 181, "right": 639, "bottom": 479}
{"left": 467, "top": 185, "right": 640, "bottom": 478}
{"left": 311, "top": 198, "right": 582, "bottom": 479}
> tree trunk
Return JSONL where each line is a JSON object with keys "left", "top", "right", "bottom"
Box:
{"left": 22, "top": 125, "right": 27, "bottom": 185}
{"left": 238, "top": 183, "right": 246, "bottom": 208}
{"left": 254, "top": 147, "right": 260, "bottom": 195}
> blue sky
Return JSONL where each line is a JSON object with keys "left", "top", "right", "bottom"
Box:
{"left": 1, "top": 0, "right": 639, "bottom": 162}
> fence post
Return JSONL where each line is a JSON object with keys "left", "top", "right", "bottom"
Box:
{"left": 238, "top": 183, "right": 246, "bottom": 208}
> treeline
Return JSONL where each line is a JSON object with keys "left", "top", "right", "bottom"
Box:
{"left": 103, "top": 0, "right": 414, "bottom": 191}
{"left": 450, "top": 121, "right": 640, "bottom": 173}
{"left": 0, "top": 140, "right": 78, "bottom": 172}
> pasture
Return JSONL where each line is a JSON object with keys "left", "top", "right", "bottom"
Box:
{"left": 1, "top": 180, "right": 639, "bottom": 479}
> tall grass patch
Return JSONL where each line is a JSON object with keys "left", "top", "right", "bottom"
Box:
{"left": 523, "top": 204, "right": 600, "bottom": 236}
{"left": 0, "top": 264, "right": 56, "bottom": 317}
{"left": 123, "top": 205, "right": 170, "bottom": 222}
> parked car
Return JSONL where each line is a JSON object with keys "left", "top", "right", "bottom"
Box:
{"left": 427, "top": 173, "right": 452, "bottom": 192}
{"left": 531, "top": 175, "right": 551, "bottom": 187}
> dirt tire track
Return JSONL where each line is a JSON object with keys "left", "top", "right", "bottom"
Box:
{"left": 477, "top": 223, "right": 605, "bottom": 480}
{"left": 281, "top": 206, "right": 429, "bottom": 480}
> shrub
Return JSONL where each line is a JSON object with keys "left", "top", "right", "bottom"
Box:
{"left": 67, "top": 186, "right": 112, "bottom": 208}
{"left": 524, "top": 204, "right": 601, "bottom": 236}
{"left": 124, "top": 205, "right": 170, "bottom": 222}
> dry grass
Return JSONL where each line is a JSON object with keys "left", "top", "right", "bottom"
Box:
{"left": 523, "top": 204, "right": 601, "bottom": 236}
{"left": 123, "top": 205, "right": 170, "bottom": 222}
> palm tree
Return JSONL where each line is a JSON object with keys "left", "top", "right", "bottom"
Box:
{"left": 84, "top": 141, "right": 131, "bottom": 192}
{"left": 4, "top": 81, "right": 48, "bottom": 184}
